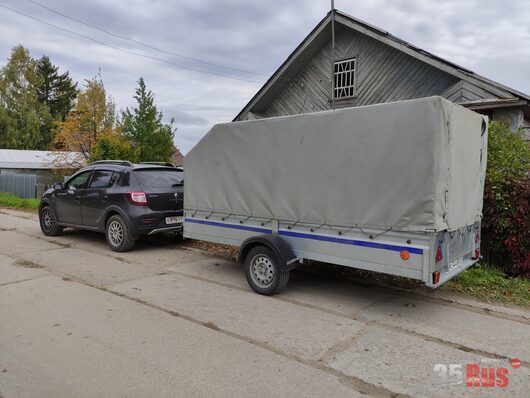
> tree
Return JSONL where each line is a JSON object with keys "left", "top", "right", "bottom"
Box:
{"left": 54, "top": 73, "right": 117, "bottom": 161}
{"left": 37, "top": 56, "right": 77, "bottom": 121}
{"left": 0, "top": 45, "right": 51, "bottom": 149}
{"left": 90, "top": 129, "right": 132, "bottom": 162}
{"left": 36, "top": 56, "right": 77, "bottom": 146}
{"left": 121, "top": 77, "right": 175, "bottom": 162}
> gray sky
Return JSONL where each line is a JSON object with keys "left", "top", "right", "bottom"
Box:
{"left": 1, "top": 0, "right": 529, "bottom": 153}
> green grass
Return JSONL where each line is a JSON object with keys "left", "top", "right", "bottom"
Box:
{"left": 444, "top": 264, "right": 530, "bottom": 307}
{"left": 0, "top": 192, "right": 40, "bottom": 211}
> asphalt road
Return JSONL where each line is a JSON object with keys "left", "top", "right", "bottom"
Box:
{"left": 0, "top": 208, "right": 529, "bottom": 397}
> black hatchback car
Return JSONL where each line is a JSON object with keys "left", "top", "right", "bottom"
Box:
{"left": 39, "top": 160, "right": 184, "bottom": 252}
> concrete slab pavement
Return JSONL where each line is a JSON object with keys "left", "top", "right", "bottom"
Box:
{"left": 1, "top": 208, "right": 529, "bottom": 397}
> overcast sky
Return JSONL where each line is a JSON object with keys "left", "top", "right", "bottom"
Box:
{"left": 1, "top": 0, "right": 529, "bottom": 153}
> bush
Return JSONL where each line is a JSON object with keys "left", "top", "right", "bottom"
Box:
{"left": 482, "top": 121, "right": 530, "bottom": 277}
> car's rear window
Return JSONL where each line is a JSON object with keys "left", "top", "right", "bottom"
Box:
{"left": 133, "top": 169, "right": 183, "bottom": 188}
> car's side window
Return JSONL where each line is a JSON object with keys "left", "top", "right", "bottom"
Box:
{"left": 67, "top": 171, "right": 91, "bottom": 190}
{"left": 89, "top": 170, "right": 115, "bottom": 189}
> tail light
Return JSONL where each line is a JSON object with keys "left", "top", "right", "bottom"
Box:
{"left": 128, "top": 192, "right": 147, "bottom": 206}
{"left": 432, "top": 271, "right": 440, "bottom": 285}
{"left": 435, "top": 243, "right": 443, "bottom": 262}
{"left": 472, "top": 229, "right": 481, "bottom": 260}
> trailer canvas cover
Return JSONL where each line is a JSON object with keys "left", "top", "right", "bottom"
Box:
{"left": 185, "top": 97, "right": 487, "bottom": 233}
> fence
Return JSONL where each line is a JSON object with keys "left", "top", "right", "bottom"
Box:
{"left": 0, "top": 173, "right": 37, "bottom": 198}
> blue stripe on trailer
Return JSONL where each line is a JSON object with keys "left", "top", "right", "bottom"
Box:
{"left": 184, "top": 218, "right": 272, "bottom": 234}
{"left": 278, "top": 230, "right": 423, "bottom": 254}
{"left": 185, "top": 217, "right": 423, "bottom": 255}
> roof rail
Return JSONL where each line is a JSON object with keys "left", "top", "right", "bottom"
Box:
{"left": 91, "top": 160, "right": 134, "bottom": 167}
{"left": 140, "top": 161, "right": 176, "bottom": 167}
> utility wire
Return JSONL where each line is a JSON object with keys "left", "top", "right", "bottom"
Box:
{"left": 26, "top": 0, "right": 266, "bottom": 78}
{"left": 0, "top": 3, "right": 263, "bottom": 84}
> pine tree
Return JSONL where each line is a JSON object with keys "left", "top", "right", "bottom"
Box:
{"left": 0, "top": 46, "right": 51, "bottom": 149}
{"left": 36, "top": 56, "right": 77, "bottom": 148}
{"left": 37, "top": 56, "right": 77, "bottom": 121}
{"left": 121, "top": 77, "right": 175, "bottom": 162}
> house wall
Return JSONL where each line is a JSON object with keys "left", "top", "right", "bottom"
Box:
{"left": 253, "top": 26, "right": 460, "bottom": 118}
{"left": 492, "top": 108, "right": 525, "bottom": 131}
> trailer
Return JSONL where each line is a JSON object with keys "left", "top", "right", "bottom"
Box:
{"left": 183, "top": 97, "right": 488, "bottom": 295}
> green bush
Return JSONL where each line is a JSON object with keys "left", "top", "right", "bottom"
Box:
{"left": 482, "top": 121, "right": 530, "bottom": 277}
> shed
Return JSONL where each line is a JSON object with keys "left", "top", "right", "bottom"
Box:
{"left": 0, "top": 149, "right": 82, "bottom": 198}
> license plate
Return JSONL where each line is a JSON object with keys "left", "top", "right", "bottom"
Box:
{"left": 165, "top": 216, "right": 183, "bottom": 225}
{"left": 449, "top": 257, "right": 463, "bottom": 272}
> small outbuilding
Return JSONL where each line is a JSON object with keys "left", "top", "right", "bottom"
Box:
{"left": 0, "top": 149, "right": 82, "bottom": 198}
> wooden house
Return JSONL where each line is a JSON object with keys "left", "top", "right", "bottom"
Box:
{"left": 234, "top": 10, "right": 530, "bottom": 134}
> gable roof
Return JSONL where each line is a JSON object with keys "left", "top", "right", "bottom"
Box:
{"left": 234, "top": 10, "right": 530, "bottom": 121}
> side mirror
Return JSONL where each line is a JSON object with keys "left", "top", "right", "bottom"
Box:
{"left": 53, "top": 182, "right": 63, "bottom": 190}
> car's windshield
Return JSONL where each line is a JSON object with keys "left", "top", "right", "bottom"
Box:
{"left": 133, "top": 169, "right": 183, "bottom": 188}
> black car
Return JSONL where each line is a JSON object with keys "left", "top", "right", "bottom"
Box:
{"left": 39, "top": 160, "right": 184, "bottom": 252}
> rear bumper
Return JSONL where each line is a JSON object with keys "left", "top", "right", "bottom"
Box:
{"left": 426, "top": 255, "right": 479, "bottom": 288}
{"left": 147, "top": 225, "right": 183, "bottom": 235}
{"left": 128, "top": 208, "right": 183, "bottom": 236}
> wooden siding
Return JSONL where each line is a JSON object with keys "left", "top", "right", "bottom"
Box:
{"left": 440, "top": 80, "right": 506, "bottom": 103}
{"left": 243, "top": 25, "right": 516, "bottom": 120}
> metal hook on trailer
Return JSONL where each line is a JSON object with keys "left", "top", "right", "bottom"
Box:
{"left": 205, "top": 211, "right": 214, "bottom": 220}
{"left": 239, "top": 214, "right": 252, "bottom": 224}
{"left": 260, "top": 218, "right": 273, "bottom": 226}
{"left": 287, "top": 220, "right": 300, "bottom": 230}
{"left": 221, "top": 213, "right": 232, "bottom": 221}
{"left": 310, "top": 223, "right": 326, "bottom": 233}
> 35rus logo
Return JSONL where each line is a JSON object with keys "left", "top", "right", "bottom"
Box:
{"left": 433, "top": 358, "right": 520, "bottom": 388}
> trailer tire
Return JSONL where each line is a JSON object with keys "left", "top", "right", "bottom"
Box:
{"left": 245, "top": 246, "right": 289, "bottom": 295}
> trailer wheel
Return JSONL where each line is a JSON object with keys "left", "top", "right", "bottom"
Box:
{"left": 245, "top": 246, "right": 289, "bottom": 295}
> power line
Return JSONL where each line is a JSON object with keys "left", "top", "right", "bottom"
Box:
{"left": 0, "top": 3, "right": 263, "bottom": 84}
{"left": 26, "top": 0, "right": 266, "bottom": 78}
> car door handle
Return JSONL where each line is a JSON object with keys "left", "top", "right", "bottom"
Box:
{"left": 102, "top": 195, "right": 109, "bottom": 200}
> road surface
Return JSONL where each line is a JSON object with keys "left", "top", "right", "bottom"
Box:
{"left": 0, "top": 208, "right": 528, "bottom": 397}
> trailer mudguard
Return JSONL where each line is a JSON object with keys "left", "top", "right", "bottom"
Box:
{"left": 238, "top": 235, "right": 297, "bottom": 272}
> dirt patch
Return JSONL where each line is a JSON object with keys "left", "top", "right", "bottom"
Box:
{"left": 184, "top": 240, "right": 238, "bottom": 260}
{"left": 16, "top": 259, "right": 44, "bottom": 269}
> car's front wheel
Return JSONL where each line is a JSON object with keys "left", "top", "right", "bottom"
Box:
{"left": 105, "top": 215, "right": 135, "bottom": 252}
{"left": 39, "top": 206, "right": 63, "bottom": 236}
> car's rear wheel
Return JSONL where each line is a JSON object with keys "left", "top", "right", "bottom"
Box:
{"left": 244, "top": 246, "right": 289, "bottom": 295}
{"left": 106, "top": 215, "right": 135, "bottom": 252}
{"left": 39, "top": 206, "right": 63, "bottom": 236}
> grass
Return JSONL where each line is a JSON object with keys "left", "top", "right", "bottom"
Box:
{"left": 0, "top": 192, "right": 40, "bottom": 211}
{"left": 444, "top": 264, "right": 530, "bottom": 307}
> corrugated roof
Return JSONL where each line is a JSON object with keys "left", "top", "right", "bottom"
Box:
{"left": 0, "top": 149, "right": 83, "bottom": 169}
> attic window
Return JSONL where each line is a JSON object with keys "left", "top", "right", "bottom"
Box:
{"left": 333, "top": 58, "right": 356, "bottom": 99}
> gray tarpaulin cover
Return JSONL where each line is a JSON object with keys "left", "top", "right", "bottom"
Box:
{"left": 185, "top": 97, "right": 487, "bottom": 232}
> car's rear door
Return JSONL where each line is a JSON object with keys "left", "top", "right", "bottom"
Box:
{"left": 81, "top": 169, "right": 118, "bottom": 227}
{"left": 132, "top": 168, "right": 184, "bottom": 214}
{"left": 55, "top": 170, "right": 92, "bottom": 225}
